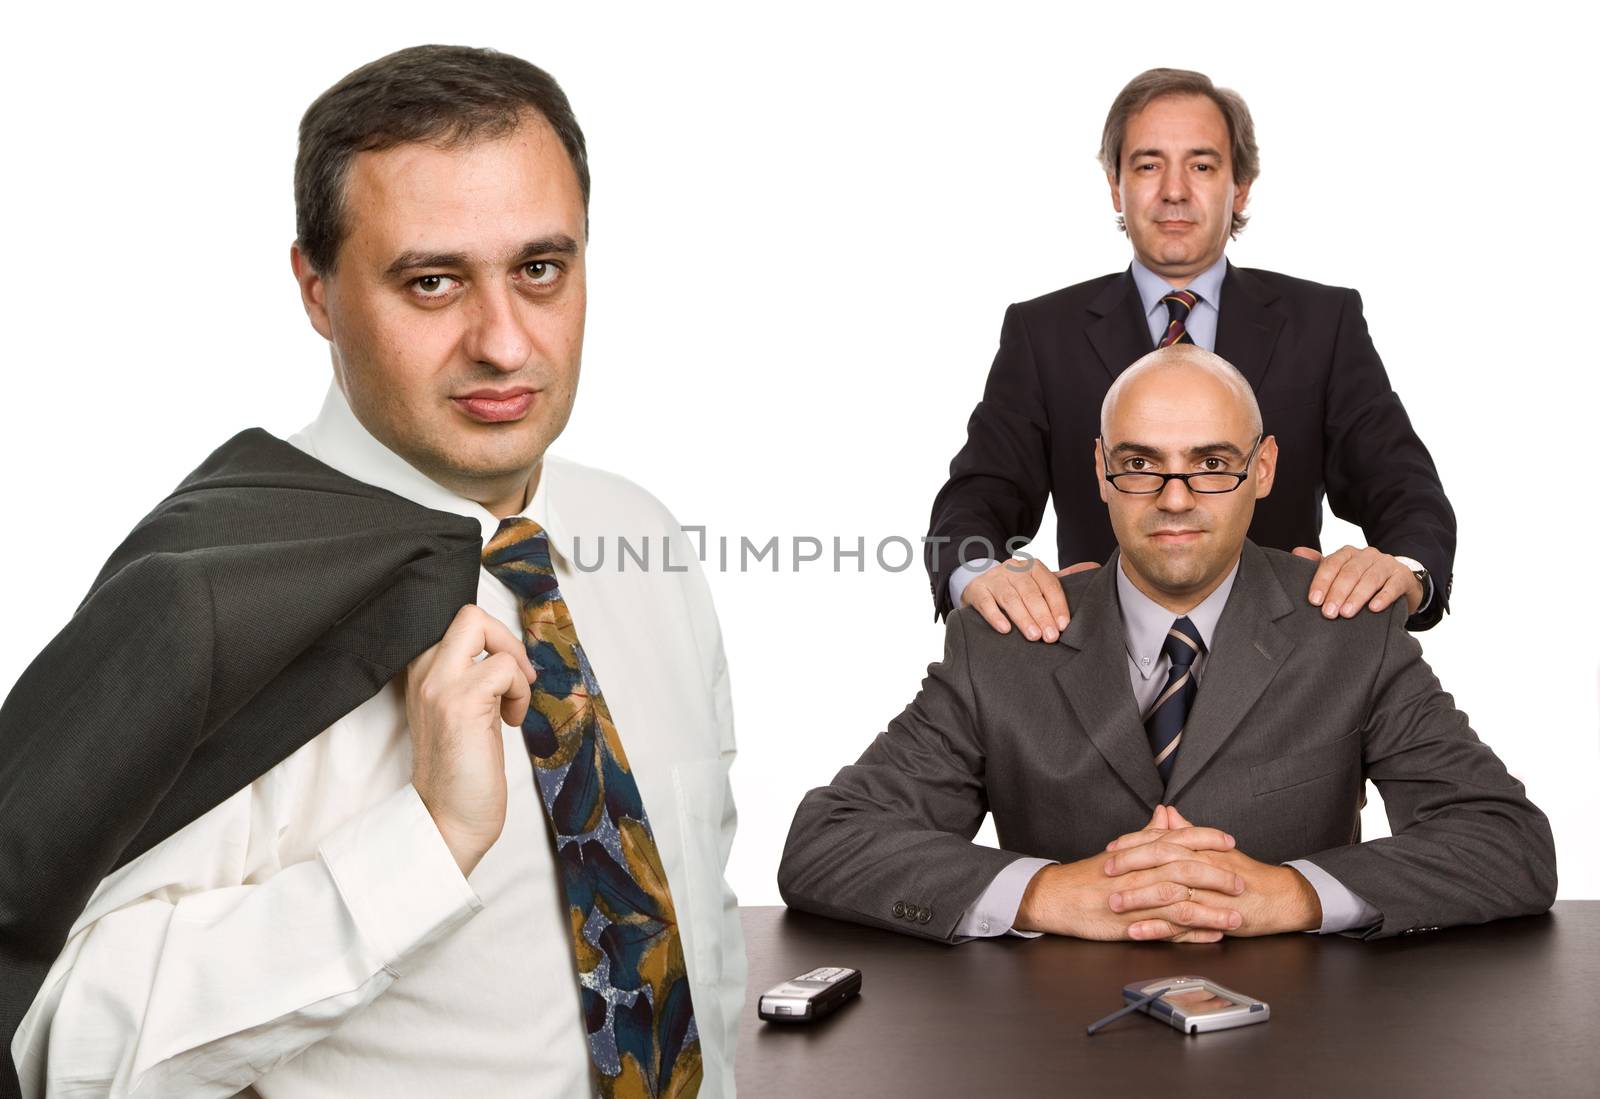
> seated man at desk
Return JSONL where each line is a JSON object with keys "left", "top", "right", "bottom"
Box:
{"left": 778, "top": 346, "right": 1555, "bottom": 943}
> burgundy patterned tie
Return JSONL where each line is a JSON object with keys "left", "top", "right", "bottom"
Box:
{"left": 1158, "top": 289, "right": 1199, "bottom": 348}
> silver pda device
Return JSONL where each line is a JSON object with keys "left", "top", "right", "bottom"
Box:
{"left": 1121, "top": 975, "right": 1270, "bottom": 1034}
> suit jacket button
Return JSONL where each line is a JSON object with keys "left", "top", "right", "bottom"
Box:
{"left": 918, "top": 908, "right": 932, "bottom": 924}
{"left": 893, "top": 902, "right": 906, "bottom": 919}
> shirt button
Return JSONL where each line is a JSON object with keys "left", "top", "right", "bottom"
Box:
{"left": 980, "top": 921, "right": 991, "bottom": 933}
{"left": 1141, "top": 657, "right": 1150, "bottom": 665}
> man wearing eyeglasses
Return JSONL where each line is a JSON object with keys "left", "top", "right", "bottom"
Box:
{"left": 925, "top": 68, "right": 1456, "bottom": 643}
{"left": 779, "top": 345, "right": 1553, "bottom": 944}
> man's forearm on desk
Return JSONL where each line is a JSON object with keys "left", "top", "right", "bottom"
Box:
{"left": 954, "top": 857, "right": 1055, "bottom": 940}
{"left": 1285, "top": 859, "right": 1380, "bottom": 935}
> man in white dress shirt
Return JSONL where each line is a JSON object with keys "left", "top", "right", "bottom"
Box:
{"left": 9, "top": 44, "right": 744, "bottom": 1097}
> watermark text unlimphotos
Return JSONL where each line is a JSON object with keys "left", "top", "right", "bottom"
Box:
{"left": 556, "top": 528, "right": 1036, "bottom": 574}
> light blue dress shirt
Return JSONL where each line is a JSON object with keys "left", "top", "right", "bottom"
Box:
{"left": 1128, "top": 253, "right": 1227, "bottom": 351}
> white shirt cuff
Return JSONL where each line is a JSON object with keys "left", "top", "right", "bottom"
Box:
{"left": 318, "top": 783, "right": 485, "bottom": 974}
{"left": 954, "top": 857, "right": 1056, "bottom": 940}
{"left": 948, "top": 558, "right": 999, "bottom": 609}
{"left": 1285, "top": 858, "right": 1381, "bottom": 935}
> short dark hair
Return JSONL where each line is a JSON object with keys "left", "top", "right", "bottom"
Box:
{"left": 295, "top": 44, "right": 590, "bottom": 274}
{"left": 1098, "top": 68, "right": 1259, "bottom": 238}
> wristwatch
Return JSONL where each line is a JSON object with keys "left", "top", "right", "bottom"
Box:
{"left": 1393, "top": 556, "right": 1427, "bottom": 585}
{"left": 1393, "top": 555, "right": 1430, "bottom": 612}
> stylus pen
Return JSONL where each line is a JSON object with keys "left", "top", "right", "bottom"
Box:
{"left": 1086, "top": 986, "right": 1172, "bottom": 1036}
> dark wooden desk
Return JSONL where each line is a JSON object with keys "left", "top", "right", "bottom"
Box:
{"left": 737, "top": 903, "right": 1600, "bottom": 1097}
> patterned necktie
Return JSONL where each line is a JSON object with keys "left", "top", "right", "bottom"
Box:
{"left": 1158, "top": 289, "right": 1199, "bottom": 348}
{"left": 482, "top": 517, "right": 701, "bottom": 1099}
{"left": 1144, "top": 616, "right": 1203, "bottom": 785}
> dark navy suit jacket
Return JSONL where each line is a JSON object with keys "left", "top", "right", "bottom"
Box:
{"left": 925, "top": 265, "right": 1456, "bottom": 630}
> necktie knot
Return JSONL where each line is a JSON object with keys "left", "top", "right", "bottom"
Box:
{"left": 481, "top": 517, "right": 560, "bottom": 601}
{"left": 1162, "top": 288, "right": 1198, "bottom": 320}
{"left": 1158, "top": 289, "right": 1199, "bottom": 348}
{"left": 1162, "top": 616, "right": 1203, "bottom": 669}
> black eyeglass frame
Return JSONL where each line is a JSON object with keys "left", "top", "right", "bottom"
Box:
{"left": 1100, "top": 433, "right": 1265, "bottom": 495}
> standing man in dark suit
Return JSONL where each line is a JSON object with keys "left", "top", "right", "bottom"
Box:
{"left": 926, "top": 68, "right": 1455, "bottom": 642}
{"left": 782, "top": 346, "right": 1553, "bottom": 944}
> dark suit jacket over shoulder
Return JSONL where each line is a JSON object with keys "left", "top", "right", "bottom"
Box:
{"left": 781, "top": 542, "right": 1554, "bottom": 943}
{"left": 0, "top": 430, "right": 483, "bottom": 1099}
{"left": 925, "top": 266, "right": 1457, "bottom": 629}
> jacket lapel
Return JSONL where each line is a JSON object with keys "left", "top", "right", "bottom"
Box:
{"left": 1053, "top": 556, "right": 1163, "bottom": 807}
{"left": 1213, "top": 263, "right": 1284, "bottom": 393}
{"left": 1163, "top": 541, "right": 1297, "bottom": 800}
{"left": 1085, "top": 268, "right": 1156, "bottom": 384}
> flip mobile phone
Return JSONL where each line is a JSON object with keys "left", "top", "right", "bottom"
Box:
{"left": 757, "top": 966, "right": 863, "bottom": 1023}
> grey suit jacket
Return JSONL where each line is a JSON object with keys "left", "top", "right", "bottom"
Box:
{"left": 778, "top": 541, "right": 1555, "bottom": 942}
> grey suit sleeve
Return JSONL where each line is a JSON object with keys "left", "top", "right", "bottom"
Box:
{"left": 1301, "top": 608, "right": 1556, "bottom": 938}
{"left": 1284, "top": 858, "right": 1381, "bottom": 934}
{"left": 777, "top": 611, "right": 1034, "bottom": 943}
{"left": 954, "top": 858, "right": 1053, "bottom": 940}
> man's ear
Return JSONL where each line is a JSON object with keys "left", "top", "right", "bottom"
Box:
{"left": 1107, "top": 170, "right": 1123, "bottom": 215}
{"left": 1095, "top": 437, "right": 1112, "bottom": 504}
{"left": 1253, "top": 435, "right": 1278, "bottom": 499}
{"left": 290, "top": 243, "right": 334, "bottom": 342}
{"left": 1232, "top": 176, "right": 1253, "bottom": 218}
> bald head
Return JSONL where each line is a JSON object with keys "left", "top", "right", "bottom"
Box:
{"left": 1095, "top": 343, "right": 1276, "bottom": 612}
{"left": 1100, "top": 345, "right": 1262, "bottom": 441}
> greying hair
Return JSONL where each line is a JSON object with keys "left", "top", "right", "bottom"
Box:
{"left": 295, "top": 44, "right": 590, "bottom": 274}
{"left": 1098, "top": 67, "right": 1259, "bottom": 239}
{"left": 1101, "top": 344, "right": 1263, "bottom": 440}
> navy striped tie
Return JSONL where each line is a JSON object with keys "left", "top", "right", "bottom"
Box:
{"left": 1145, "top": 617, "right": 1203, "bottom": 784}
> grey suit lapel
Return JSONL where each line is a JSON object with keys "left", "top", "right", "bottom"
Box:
{"left": 1054, "top": 554, "right": 1163, "bottom": 807}
{"left": 1164, "top": 541, "right": 1297, "bottom": 800}
{"left": 1085, "top": 269, "right": 1155, "bottom": 384}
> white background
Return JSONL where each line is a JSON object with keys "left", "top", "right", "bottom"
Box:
{"left": 3, "top": 2, "right": 1595, "bottom": 907}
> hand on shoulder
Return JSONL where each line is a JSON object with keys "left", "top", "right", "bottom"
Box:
{"left": 961, "top": 558, "right": 1100, "bottom": 642}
